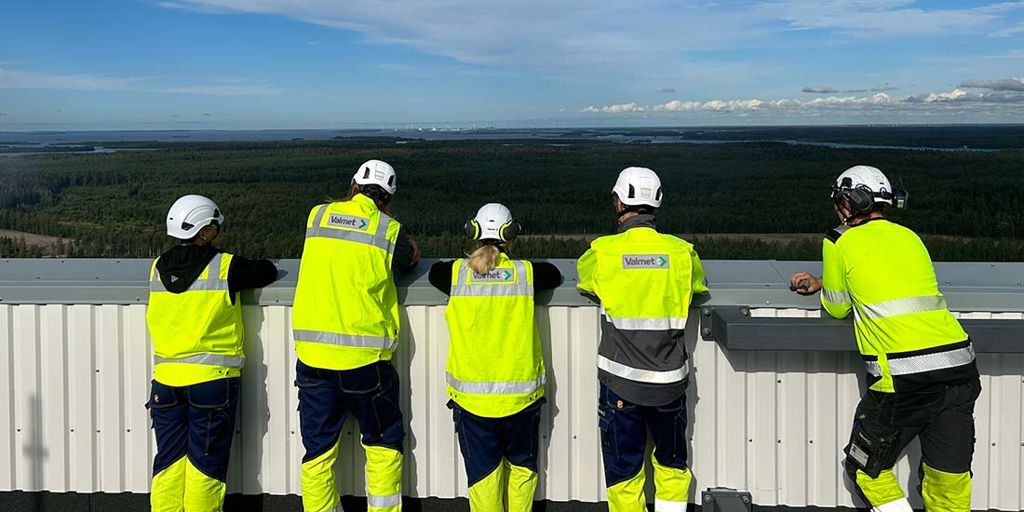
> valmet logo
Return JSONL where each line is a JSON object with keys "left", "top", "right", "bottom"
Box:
{"left": 622, "top": 254, "right": 670, "bottom": 269}
{"left": 473, "top": 268, "right": 514, "bottom": 282}
{"left": 327, "top": 214, "right": 370, "bottom": 230}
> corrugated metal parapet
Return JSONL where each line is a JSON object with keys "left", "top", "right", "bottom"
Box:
{"left": 1, "top": 258, "right": 1023, "bottom": 310}
{"left": 0, "top": 259, "right": 1021, "bottom": 510}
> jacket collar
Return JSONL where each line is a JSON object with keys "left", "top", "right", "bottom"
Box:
{"left": 618, "top": 213, "right": 657, "bottom": 233}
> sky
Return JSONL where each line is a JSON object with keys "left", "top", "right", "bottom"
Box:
{"left": 1, "top": 0, "right": 1023, "bottom": 130}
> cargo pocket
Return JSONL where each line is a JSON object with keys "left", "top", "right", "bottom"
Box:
{"left": 844, "top": 419, "right": 900, "bottom": 479}
{"left": 598, "top": 402, "right": 616, "bottom": 455}
{"left": 147, "top": 380, "right": 180, "bottom": 410}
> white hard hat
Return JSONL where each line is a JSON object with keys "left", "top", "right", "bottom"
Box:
{"left": 166, "top": 195, "right": 224, "bottom": 240}
{"left": 466, "top": 203, "right": 520, "bottom": 243}
{"left": 834, "top": 165, "right": 894, "bottom": 205}
{"left": 352, "top": 159, "right": 397, "bottom": 195}
{"left": 613, "top": 167, "right": 663, "bottom": 208}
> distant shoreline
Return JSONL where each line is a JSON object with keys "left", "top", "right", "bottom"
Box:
{"left": 2, "top": 125, "right": 1021, "bottom": 152}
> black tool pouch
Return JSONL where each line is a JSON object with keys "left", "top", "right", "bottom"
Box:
{"left": 844, "top": 421, "right": 900, "bottom": 479}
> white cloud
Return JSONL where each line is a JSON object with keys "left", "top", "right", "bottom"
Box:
{"left": 960, "top": 77, "right": 1024, "bottom": 91}
{"left": 0, "top": 67, "right": 145, "bottom": 91}
{"left": 0, "top": 66, "right": 282, "bottom": 95}
{"left": 582, "top": 89, "right": 1024, "bottom": 115}
{"left": 581, "top": 102, "right": 645, "bottom": 113}
{"left": 990, "top": 21, "right": 1024, "bottom": 36}
{"left": 757, "top": 0, "right": 1024, "bottom": 36}
{"left": 161, "top": 0, "right": 1024, "bottom": 77}
{"left": 157, "top": 84, "right": 284, "bottom": 95}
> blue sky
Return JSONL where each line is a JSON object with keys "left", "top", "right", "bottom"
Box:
{"left": 1, "top": 0, "right": 1022, "bottom": 130}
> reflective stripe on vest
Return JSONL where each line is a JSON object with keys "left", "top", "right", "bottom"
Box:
{"left": 292, "top": 329, "right": 398, "bottom": 350}
{"left": 597, "top": 355, "right": 688, "bottom": 384}
{"left": 446, "top": 372, "right": 545, "bottom": 395}
{"left": 150, "top": 253, "right": 228, "bottom": 292}
{"left": 858, "top": 295, "right": 948, "bottom": 321}
{"left": 601, "top": 307, "right": 686, "bottom": 331}
{"left": 450, "top": 260, "right": 532, "bottom": 297}
{"left": 865, "top": 344, "right": 975, "bottom": 377}
{"left": 822, "top": 288, "right": 851, "bottom": 305}
{"left": 154, "top": 353, "right": 245, "bottom": 368}
{"left": 305, "top": 204, "right": 395, "bottom": 254}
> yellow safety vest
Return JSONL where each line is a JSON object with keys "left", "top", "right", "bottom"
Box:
{"left": 148, "top": 252, "right": 244, "bottom": 387}
{"left": 577, "top": 226, "right": 707, "bottom": 400}
{"left": 444, "top": 255, "right": 545, "bottom": 418}
{"left": 821, "top": 219, "right": 972, "bottom": 393}
{"left": 292, "top": 193, "right": 402, "bottom": 371}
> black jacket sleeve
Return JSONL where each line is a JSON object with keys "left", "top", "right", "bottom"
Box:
{"left": 532, "top": 261, "right": 563, "bottom": 294}
{"left": 392, "top": 227, "right": 419, "bottom": 276}
{"left": 429, "top": 260, "right": 456, "bottom": 295}
{"left": 227, "top": 255, "right": 278, "bottom": 303}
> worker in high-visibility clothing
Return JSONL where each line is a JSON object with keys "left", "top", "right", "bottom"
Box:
{"left": 577, "top": 167, "right": 709, "bottom": 512}
{"left": 292, "top": 159, "right": 421, "bottom": 512}
{"left": 147, "top": 194, "right": 278, "bottom": 512}
{"left": 427, "top": 203, "right": 562, "bottom": 512}
{"left": 790, "top": 165, "right": 981, "bottom": 512}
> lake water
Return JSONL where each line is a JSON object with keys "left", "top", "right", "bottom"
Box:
{"left": 0, "top": 128, "right": 1009, "bottom": 153}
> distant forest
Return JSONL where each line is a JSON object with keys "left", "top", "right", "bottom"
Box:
{"left": 0, "top": 135, "right": 1022, "bottom": 261}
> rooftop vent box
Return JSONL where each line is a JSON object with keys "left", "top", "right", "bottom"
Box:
{"left": 701, "top": 487, "right": 752, "bottom": 512}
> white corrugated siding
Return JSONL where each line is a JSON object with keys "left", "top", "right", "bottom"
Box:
{"left": 0, "top": 304, "right": 1021, "bottom": 509}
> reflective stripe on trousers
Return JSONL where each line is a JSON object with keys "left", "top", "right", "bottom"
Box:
{"left": 446, "top": 372, "right": 545, "bottom": 395}
{"left": 150, "top": 253, "right": 228, "bottom": 292}
{"left": 864, "top": 344, "right": 975, "bottom": 377}
{"left": 153, "top": 353, "right": 244, "bottom": 368}
{"left": 598, "top": 355, "right": 687, "bottom": 385}
{"left": 367, "top": 492, "right": 402, "bottom": 509}
{"left": 306, "top": 205, "right": 395, "bottom": 254}
{"left": 451, "top": 260, "right": 532, "bottom": 297}
{"left": 292, "top": 329, "right": 398, "bottom": 350}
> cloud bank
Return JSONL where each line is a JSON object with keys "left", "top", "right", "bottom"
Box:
{"left": 582, "top": 83, "right": 1024, "bottom": 117}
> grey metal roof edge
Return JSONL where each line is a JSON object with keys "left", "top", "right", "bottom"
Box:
{"left": 0, "top": 258, "right": 1022, "bottom": 310}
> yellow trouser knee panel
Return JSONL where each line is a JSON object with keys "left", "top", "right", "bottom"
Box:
{"left": 302, "top": 440, "right": 342, "bottom": 512}
{"left": 507, "top": 462, "right": 538, "bottom": 512}
{"left": 607, "top": 468, "right": 646, "bottom": 512}
{"left": 652, "top": 456, "right": 691, "bottom": 512}
{"left": 152, "top": 456, "right": 188, "bottom": 512}
{"left": 183, "top": 458, "right": 227, "bottom": 512}
{"left": 921, "top": 463, "right": 971, "bottom": 512}
{"left": 364, "top": 444, "right": 403, "bottom": 512}
{"left": 468, "top": 463, "right": 505, "bottom": 512}
{"left": 856, "top": 469, "right": 906, "bottom": 507}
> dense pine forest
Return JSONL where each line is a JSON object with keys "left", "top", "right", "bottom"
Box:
{"left": 0, "top": 136, "right": 1022, "bottom": 261}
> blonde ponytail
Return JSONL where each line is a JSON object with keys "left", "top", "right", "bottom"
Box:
{"left": 467, "top": 244, "right": 501, "bottom": 275}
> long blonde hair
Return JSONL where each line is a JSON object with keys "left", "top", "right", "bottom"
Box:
{"left": 467, "top": 243, "right": 501, "bottom": 275}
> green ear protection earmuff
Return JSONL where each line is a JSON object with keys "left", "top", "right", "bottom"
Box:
{"left": 464, "top": 217, "right": 481, "bottom": 240}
